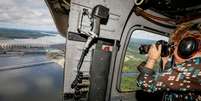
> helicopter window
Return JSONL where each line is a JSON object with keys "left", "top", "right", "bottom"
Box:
{"left": 119, "top": 30, "right": 168, "bottom": 92}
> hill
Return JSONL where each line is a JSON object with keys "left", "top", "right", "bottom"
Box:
{"left": 0, "top": 27, "right": 58, "bottom": 39}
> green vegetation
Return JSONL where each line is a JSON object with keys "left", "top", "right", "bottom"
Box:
{"left": 120, "top": 76, "right": 141, "bottom": 91}
{"left": 120, "top": 38, "right": 156, "bottom": 91}
{"left": 0, "top": 27, "right": 56, "bottom": 39}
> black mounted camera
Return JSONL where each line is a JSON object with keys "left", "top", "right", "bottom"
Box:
{"left": 139, "top": 40, "right": 172, "bottom": 57}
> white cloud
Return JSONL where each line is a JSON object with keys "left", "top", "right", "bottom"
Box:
{"left": 0, "top": 0, "right": 56, "bottom": 31}
{"left": 132, "top": 30, "right": 169, "bottom": 41}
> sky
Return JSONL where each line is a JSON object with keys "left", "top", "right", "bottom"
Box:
{"left": 132, "top": 30, "right": 169, "bottom": 41}
{"left": 0, "top": 0, "right": 57, "bottom": 31}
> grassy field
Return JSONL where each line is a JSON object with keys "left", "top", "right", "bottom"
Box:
{"left": 120, "top": 38, "right": 155, "bottom": 91}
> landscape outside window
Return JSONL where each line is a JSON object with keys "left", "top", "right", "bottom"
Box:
{"left": 0, "top": 0, "right": 65, "bottom": 68}
{"left": 120, "top": 30, "right": 168, "bottom": 91}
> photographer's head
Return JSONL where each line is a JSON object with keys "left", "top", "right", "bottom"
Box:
{"left": 170, "top": 22, "right": 201, "bottom": 64}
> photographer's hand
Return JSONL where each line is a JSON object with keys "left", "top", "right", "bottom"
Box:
{"left": 145, "top": 44, "right": 161, "bottom": 69}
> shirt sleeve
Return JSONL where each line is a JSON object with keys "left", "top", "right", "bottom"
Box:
{"left": 137, "top": 65, "right": 200, "bottom": 93}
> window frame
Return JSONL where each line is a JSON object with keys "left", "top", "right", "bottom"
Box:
{"left": 116, "top": 25, "right": 169, "bottom": 93}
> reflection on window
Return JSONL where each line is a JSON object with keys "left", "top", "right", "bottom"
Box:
{"left": 120, "top": 30, "right": 168, "bottom": 92}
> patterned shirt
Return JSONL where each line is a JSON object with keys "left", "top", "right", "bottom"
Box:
{"left": 137, "top": 57, "right": 201, "bottom": 100}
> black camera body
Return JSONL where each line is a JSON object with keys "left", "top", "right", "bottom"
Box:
{"left": 139, "top": 40, "right": 172, "bottom": 57}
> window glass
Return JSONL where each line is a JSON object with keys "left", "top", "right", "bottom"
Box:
{"left": 120, "top": 30, "right": 168, "bottom": 92}
{"left": 0, "top": 0, "right": 65, "bottom": 67}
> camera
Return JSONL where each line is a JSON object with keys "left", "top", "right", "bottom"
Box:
{"left": 139, "top": 40, "right": 172, "bottom": 57}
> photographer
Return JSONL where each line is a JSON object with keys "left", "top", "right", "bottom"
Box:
{"left": 137, "top": 22, "right": 201, "bottom": 100}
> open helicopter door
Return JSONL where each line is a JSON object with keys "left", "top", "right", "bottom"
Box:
{"left": 64, "top": 0, "right": 128, "bottom": 98}
{"left": 62, "top": 0, "right": 142, "bottom": 100}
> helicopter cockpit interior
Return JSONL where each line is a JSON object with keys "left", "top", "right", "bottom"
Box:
{"left": 1, "top": 0, "right": 201, "bottom": 101}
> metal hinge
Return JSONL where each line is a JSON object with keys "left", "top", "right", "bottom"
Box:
{"left": 49, "top": 0, "right": 70, "bottom": 14}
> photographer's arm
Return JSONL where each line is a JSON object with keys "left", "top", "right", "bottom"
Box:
{"left": 137, "top": 44, "right": 161, "bottom": 92}
{"left": 137, "top": 45, "right": 178, "bottom": 92}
